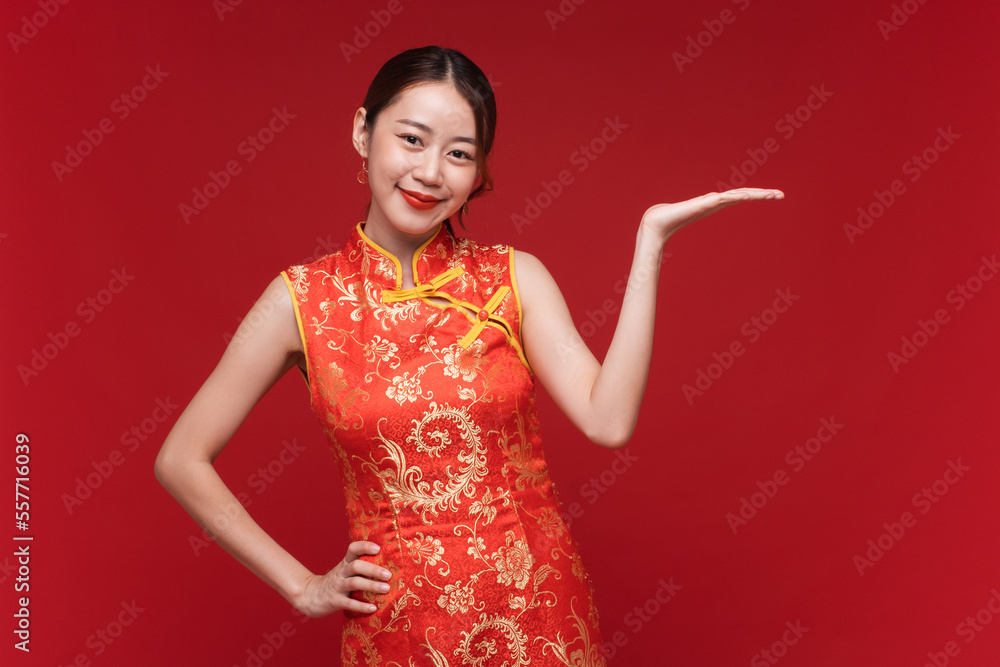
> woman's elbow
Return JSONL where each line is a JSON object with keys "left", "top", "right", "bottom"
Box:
{"left": 153, "top": 440, "right": 187, "bottom": 488}
{"left": 584, "top": 421, "right": 635, "bottom": 449}
{"left": 153, "top": 446, "right": 173, "bottom": 486}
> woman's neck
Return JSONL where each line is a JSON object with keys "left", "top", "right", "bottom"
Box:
{"left": 361, "top": 217, "right": 442, "bottom": 289}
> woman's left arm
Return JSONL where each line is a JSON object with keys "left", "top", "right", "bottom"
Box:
{"left": 515, "top": 188, "right": 783, "bottom": 448}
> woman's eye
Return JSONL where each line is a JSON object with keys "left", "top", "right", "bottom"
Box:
{"left": 450, "top": 150, "right": 474, "bottom": 160}
{"left": 399, "top": 134, "right": 420, "bottom": 145}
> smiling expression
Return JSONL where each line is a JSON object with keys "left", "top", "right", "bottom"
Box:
{"left": 354, "top": 82, "right": 480, "bottom": 241}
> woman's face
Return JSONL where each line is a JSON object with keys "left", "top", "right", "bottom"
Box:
{"left": 355, "top": 82, "right": 479, "bottom": 238}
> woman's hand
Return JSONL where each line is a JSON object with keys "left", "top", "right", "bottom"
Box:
{"left": 292, "top": 541, "right": 392, "bottom": 618}
{"left": 640, "top": 188, "right": 784, "bottom": 242}
{"left": 515, "top": 186, "right": 784, "bottom": 448}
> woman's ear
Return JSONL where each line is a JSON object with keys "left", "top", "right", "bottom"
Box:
{"left": 352, "top": 107, "right": 369, "bottom": 157}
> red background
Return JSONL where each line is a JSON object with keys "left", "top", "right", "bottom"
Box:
{"left": 4, "top": 0, "right": 999, "bottom": 664}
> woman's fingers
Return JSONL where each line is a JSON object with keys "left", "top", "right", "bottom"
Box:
{"left": 720, "top": 187, "right": 784, "bottom": 196}
{"left": 331, "top": 541, "right": 392, "bottom": 613}
{"left": 344, "top": 572, "right": 391, "bottom": 594}
{"left": 343, "top": 540, "right": 381, "bottom": 561}
{"left": 340, "top": 542, "right": 391, "bottom": 582}
{"left": 294, "top": 542, "right": 393, "bottom": 617}
{"left": 345, "top": 597, "right": 379, "bottom": 614}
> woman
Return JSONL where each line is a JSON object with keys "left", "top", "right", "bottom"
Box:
{"left": 155, "top": 46, "right": 782, "bottom": 665}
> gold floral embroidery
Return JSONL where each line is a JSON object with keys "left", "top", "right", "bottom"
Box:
{"left": 436, "top": 577, "right": 479, "bottom": 615}
{"left": 386, "top": 370, "right": 429, "bottom": 405}
{"left": 406, "top": 532, "right": 445, "bottom": 567}
{"left": 364, "top": 404, "right": 488, "bottom": 524}
{"left": 289, "top": 224, "right": 603, "bottom": 665}
{"left": 285, "top": 264, "right": 310, "bottom": 300}
{"left": 455, "top": 613, "right": 531, "bottom": 667}
{"left": 536, "top": 597, "right": 608, "bottom": 667}
{"left": 492, "top": 532, "right": 535, "bottom": 590}
{"left": 364, "top": 334, "right": 400, "bottom": 365}
{"left": 442, "top": 340, "right": 483, "bottom": 382}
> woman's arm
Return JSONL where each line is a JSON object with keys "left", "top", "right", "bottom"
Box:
{"left": 154, "top": 276, "right": 391, "bottom": 616}
{"left": 516, "top": 188, "right": 783, "bottom": 449}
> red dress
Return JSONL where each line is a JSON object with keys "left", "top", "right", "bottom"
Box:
{"left": 281, "top": 222, "right": 606, "bottom": 666}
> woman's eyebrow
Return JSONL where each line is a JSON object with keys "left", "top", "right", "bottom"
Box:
{"left": 395, "top": 118, "right": 475, "bottom": 145}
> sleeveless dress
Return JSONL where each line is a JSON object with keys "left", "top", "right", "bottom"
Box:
{"left": 280, "top": 222, "right": 606, "bottom": 666}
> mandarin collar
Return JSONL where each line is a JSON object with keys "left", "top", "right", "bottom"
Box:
{"left": 352, "top": 222, "right": 455, "bottom": 290}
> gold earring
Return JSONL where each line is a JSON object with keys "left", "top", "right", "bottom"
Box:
{"left": 357, "top": 159, "right": 368, "bottom": 184}
{"left": 462, "top": 200, "right": 469, "bottom": 215}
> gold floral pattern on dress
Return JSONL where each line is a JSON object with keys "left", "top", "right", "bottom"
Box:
{"left": 497, "top": 410, "right": 550, "bottom": 497}
{"left": 455, "top": 613, "right": 531, "bottom": 667}
{"left": 468, "top": 487, "right": 503, "bottom": 525}
{"left": 386, "top": 370, "right": 429, "bottom": 405}
{"left": 365, "top": 403, "right": 488, "bottom": 524}
{"left": 536, "top": 507, "right": 565, "bottom": 538}
{"left": 364, "top": 334, "right": 400, "bottom": 365}
{"left": 492, "top": 532, "right": 535, "bottom": 590}
{"left": 285, "top": 264, "right": 310, "bottom": 299}
{"left": 437, "top": 577, "right": 479, "bottom": 615}
{"left": 341, "top": 586, "right": 421, "bottom": 667}
{"left": 536, "top": 598, "right": 606, "bottom": 667}
{"left": 442, "top": 340, "right": 483, "bottom": 382}
{"left": 280, "top": 223, "right": 605, "bottom": 666}
{"left": 406, "top": 532, "right": 445, "bottom": 567}
{"left": 407, "top": 402, "right": 475, "bottom": 459}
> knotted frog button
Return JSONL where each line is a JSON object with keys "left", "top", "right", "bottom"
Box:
{"left": 477, "top": 309, "right": 489, "bottom": 321}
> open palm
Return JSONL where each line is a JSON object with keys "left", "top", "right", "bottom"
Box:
{"left": 641, "top": 188, "right": 784, "bottom": 240}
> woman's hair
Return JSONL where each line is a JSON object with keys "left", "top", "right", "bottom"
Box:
{"left": 361, "top": 45, "right": 497, "bottom": 234}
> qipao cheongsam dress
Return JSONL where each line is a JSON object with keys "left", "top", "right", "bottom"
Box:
{"left": 280, "top": 222, "right": 606, "bottom": 666}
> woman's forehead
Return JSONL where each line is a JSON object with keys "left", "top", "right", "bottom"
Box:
{"left": 383, "top": 82, "right": 476, "bottom": 135}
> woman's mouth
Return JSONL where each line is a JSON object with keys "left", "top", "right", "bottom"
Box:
{"left": 398, "top": 187, "right": 443, "bottom": 211}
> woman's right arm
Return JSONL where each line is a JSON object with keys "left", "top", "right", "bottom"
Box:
{"left": 154, "top": 275, "right": 391, "bottom": 617}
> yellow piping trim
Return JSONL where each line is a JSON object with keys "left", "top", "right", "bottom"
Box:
{"left": 412, "top": 227, "right": 443, "bottom": 282}
{"left": 280, "top": 270, "right": 311, "bottom": 387}
{"left": 355, "top": 222, "right": 403, "bottom": 289}
{"left": 507, "top": 249, "right": 533, "bottom": 374}
{"left": 459, "top": 287, "right": 510, "bottom": 347}
{"left": 381, "top": 266, "right": 465, "bottom": 302}
{"left": 355, "top": 221, "right": 444, "bottom": 290}
{"left": 356, "top": 223, "right": 531, "bottom": 371}
{"left": 489, "top": 315, "right": 530, "bottom": 370}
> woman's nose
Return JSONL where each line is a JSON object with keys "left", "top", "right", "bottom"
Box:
{"left": 412, "top": 152, "right": 443, "bottom": 186}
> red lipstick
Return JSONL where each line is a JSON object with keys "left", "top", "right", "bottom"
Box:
{"left": 398, "top": 187, "right": 442, "bottom": 211}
